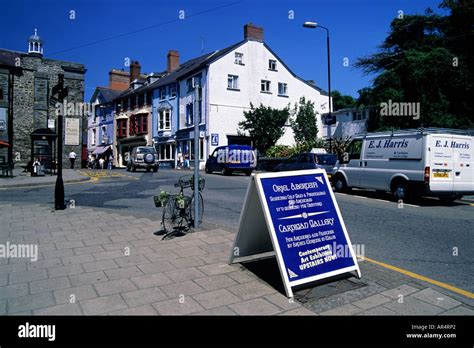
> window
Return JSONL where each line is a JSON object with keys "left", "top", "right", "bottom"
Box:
{"left": 186, "top": 103, "right": 194, "bottom": 125}
{"left": 269, "top": 60, "right": 277, "bottom": 71}
{"left": 159, "top": 87, "right": 166, "bottom": 100}
{"left": 137, "top": 93, "right": 144, "bottom": 108}
{"left": 199, "top": 138, "right": 204, "bottom": 160}
{"left": 130, "top": 95, "right": 136, "bottom": 110}
{"left": 137, "top": 115, "right": 148, "bottom": 134}
{"left": 159, "top": 109, "right": 171, "bottom": 130}
{"left": 146, "top": 91, "right": 152, "bottom": 105}
{"left": 278, "top": 83, "right": 288, "bottom": 96}
{"left": 117, "top": 119, "right": 127, "bottom": 138}
{"left": 101, "top": 126, "right": 107, "bottom": 143}
{"left": 261, "top": 80, "right": 271, "bottom": 93}
{"left": 158, "top": 144, "right": 174, "bottom": 160}
{"left": 91, "top": 129, "right": 96, "bottom": 146}
{"left": 169, "top": 84, "right": 176, "bottom": 98}
{"left": 227, "top": 75, "right": 239, "bottom": 90}
{"left": 235, "top": 52, "right": 244, "bottom": 65}
{"left": 0, "top": 88, "right": 3, "bottom": 101}
{"left": 186, "top": 78, "right": 193, "bottom": 93}
{"left": 347, "top": 139, "right": 363, "bottom": 160}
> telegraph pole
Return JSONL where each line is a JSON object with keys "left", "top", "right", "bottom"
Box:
{"left": 52, "top": 74, "right": 68, "bottom": 210}
{"left": 193, "top": 79, "right": 200, "bottom": 228}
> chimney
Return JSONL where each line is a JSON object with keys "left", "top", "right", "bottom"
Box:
{"left": 130, "top": 60, "right": 141, "bottom": 84}
{"left": 109, "top": 69, "right": 130, "bottom": 91}
{"left": 167, "top": 50, "right": 180, "bottom": 73}
{"left": 244, "top": 23, "right": 264, "bottom": 42}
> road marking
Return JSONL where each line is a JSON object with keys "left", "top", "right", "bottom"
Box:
{"left": 360, "top": 256, "right": 474, "bottom": 299}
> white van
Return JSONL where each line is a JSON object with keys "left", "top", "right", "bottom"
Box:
{"left": 332, "top": 128, "right": 474, "bottom": 202}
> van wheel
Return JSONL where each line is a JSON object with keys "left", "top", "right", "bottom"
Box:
{"left": 333, "top": 175, "right": 348, "bottom": 193}
{"left": 132, "top": 165, "right": 136, "bottom": 172}
{"left": 392, "top": 180, "right": 410, "bottom": 202}
{"left": 153, "top": 167, "right": 158, "bottom": 173}
{"left": 245, "top": 170, "right": 252, "bottom": 176}
{"left": 221, "top": 167, "right": 228, "bottom": 176}
{"left": 205, "top": 166, "right": 211, "bottom": 174}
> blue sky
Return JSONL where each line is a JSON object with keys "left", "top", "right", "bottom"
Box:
{"left": 1, "top": 0, "right": 445, "bottom": 100}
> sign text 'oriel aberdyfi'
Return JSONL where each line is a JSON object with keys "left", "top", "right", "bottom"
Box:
{"left": 230, "top": 169, "right": 361, "bottom": 298}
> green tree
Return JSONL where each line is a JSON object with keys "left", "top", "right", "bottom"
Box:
{"left": 332, "top": 90, "right": 356, "bottom": 110}
{"left": 355, "top": 1, "right": 474, "bottom": 130}
{"left": 239, "top": 103, "right": 289, "bottom": 155}
{"left": 291, "top": 97, "right": 319, "bottom": 150}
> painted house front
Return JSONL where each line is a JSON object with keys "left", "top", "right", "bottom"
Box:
{"left": 173, "top": 24, "right": 330, "bottom": 169}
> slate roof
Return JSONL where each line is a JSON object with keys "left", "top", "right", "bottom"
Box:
{"left": 97, "top": 87, "right": 122, "bottom": 103}
{"left": 111, "top": 38, "right": 328, "bottom": 101}
{"left": 0, "top": 49, "right": 23, "bottom": 67}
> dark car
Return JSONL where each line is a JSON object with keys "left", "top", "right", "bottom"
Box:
{"left": 126, "top": 146, "right": 159, "bottom": 172}
{"left": 205, "top": 145, "right": 257, "bottom": 176}
{"left": 273, "top": 152, "right": 337, "bottom": 177}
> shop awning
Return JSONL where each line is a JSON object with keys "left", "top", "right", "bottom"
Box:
{"left": 93, "top": 145, "right": 111, "bottom": 155}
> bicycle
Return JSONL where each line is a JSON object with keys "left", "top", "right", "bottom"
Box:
{"left": 153, "top": 174, "right": 204, "bottom": 240}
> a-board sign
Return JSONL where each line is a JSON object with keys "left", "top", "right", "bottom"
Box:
{"left": 229, "top": 169, "right": 361, "bottom": 298}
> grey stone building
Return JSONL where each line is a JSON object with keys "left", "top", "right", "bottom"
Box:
{"left": 0, "top": 30, "right": 86, "bottom": 169}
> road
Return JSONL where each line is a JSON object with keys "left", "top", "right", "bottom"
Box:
{"left": 0, "top": 168, "right": 472, "bottom": 293}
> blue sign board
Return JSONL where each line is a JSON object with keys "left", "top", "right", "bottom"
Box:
{"left": 211, "top": 133, "right": 219, "bottom": 146}
{"left": 229, "top": 169, "right": 360, "bottom": 298}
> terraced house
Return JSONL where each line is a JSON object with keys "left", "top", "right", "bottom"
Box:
{"left": 106, "top": 23, "right": 330, "bottom": 169}
{"left": 112, "top": 62, "right": 164, "bottom": 168}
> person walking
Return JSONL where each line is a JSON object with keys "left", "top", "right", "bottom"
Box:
{"left": 69, "top": 151, "right": 77, "bottom": 169}
{"left": 177, "top": 151, "right": 183, "bottom": 169}
{"left": 99, "top": 157, "right": 105, "bottom": 170}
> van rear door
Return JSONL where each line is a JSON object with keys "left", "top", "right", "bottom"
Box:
{"left": 429, "top": 135, "right": 455, "bottom": 192}
{"left": 452, "top": 135, "right": 473, "bottom": 192}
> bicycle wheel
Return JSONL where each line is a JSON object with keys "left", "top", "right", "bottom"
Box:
{"left": 190, "top": 192, "right": 204, "bottom": 224}
{"left": 162, "top": 198, "right": 179, "bottom": 233}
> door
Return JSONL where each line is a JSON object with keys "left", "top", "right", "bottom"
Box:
{"left": 429, "top": 135, "right": 454, "bottom": 192}
{"left": 208, "top": 148, "right": 219, "bottom": 171}
{"left": 343, "top": 139, "right": 363, "bottom": 187}
{"left": 452, "top": 135, "right": 473, "bottom": 192}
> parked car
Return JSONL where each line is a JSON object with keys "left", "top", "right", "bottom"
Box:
{"left": 331, "top": 128, "right": 474, "bottom": 202}
{"left": 127, "top": 146, "right": 159, "bottom": 172}
{"left": 205, "top": 145, "right": 257, "bottom": 176}
{"left": 273, "top": 152, "right": 337, "bottom": 177}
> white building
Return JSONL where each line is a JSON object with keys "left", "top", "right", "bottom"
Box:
{"left": 322, "top": 107, "right": 372, "bottom": 139}
{"left": 174, "top": 23, "right": 330, "bottom": 169}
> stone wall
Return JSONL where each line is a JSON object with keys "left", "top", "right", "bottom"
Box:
{"left": 12, "top": 54, "right": 85, "bottom": 168}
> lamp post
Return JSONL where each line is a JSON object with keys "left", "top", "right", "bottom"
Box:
{"left": 303, "top": 21, "right": 332, "bottom": 153}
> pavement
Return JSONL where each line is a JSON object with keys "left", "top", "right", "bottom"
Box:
{"left": 0, "top": 168, "right": 89, "bottom": 188}
{"left": 0, "top": 201, "right": 472, "bottom": 316}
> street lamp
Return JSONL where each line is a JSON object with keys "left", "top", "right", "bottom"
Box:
{"left": 303, "top": 21, "right": 333, "bottom": 153}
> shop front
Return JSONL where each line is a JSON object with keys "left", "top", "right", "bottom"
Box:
{"left": 116, "top": 135, "right": 147, "bottom": 168}
{"left": 175, "top": 126, "right": 206, "bottom": 169}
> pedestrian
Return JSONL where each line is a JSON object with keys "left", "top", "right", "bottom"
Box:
{"left": 69, "top": 151, "right": 77, "bottom": 169}
{"left": 99, "top": 157, "right": 105, "bottom": 170}
{"left": 32, "top": 157, "right": 41, "bottom": 176}
{"left": 108, "top": 154, "right": 113, "bottom": 170}
{"left": 177, "top": 151, "right": 183, "bottom": 169}
{"left": 184, "top": 153, "right": 190, "bottom": 169}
